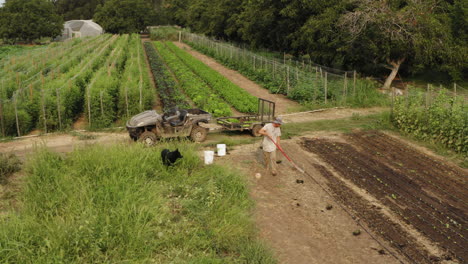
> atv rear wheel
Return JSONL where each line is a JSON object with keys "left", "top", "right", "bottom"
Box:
{"left": 139, "top": 131, "right": 158, "bottom": 146}
{"left": 190, "top": 126, "right": 208, "bottom": 142}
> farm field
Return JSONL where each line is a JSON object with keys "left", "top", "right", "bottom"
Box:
{"left": 0, "top": 34, "right": 154, "bottom": 137}
{"left": 0, "top": 33, "right": 467, "bottom": 264}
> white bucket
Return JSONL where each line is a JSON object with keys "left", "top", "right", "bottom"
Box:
{"left": 204, "top": 151, "right": 214, "bottom": 165}
{"left": 217, "top": 144, "right": 226, "bottom": 156}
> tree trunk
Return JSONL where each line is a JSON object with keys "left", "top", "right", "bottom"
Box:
{"left": 383, "top": 58, "right": 405, "bottom": 90}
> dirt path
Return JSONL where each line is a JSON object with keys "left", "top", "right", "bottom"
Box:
{"left": 280, "top": 107, "right": 387, "bottom": 123}
{"left": 215, "top": 139, "right": 402, "bottom": 264}
{"left": 215, "top": 130, "right": 466, "bottom": 264}
{"left": 172, "top": 42, "right": 301, "bottom": 114}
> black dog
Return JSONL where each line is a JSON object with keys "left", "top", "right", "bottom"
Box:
{"left": 161, "top": 149, "right": 183, "bottom": 166}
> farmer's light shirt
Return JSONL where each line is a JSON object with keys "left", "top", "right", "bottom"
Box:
{"left": 262, "top": 123, "right": 281, "bottom": 152}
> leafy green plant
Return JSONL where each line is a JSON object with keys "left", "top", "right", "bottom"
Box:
{"left": 0, "top": 153, "right": 21, "bottom": 184}
{"left": 143, "top": 41, "right": 188, "bottom": 111}
{"left": 165, "top": 42, "right": 257, "bottom": 113}
{"left": 392, "top": 89, "right": 467, "bottom": 155}
{"left": 154, "top": 42, "right": 232, "bottom": 117}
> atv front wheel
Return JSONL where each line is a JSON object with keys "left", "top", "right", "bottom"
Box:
{"left": 190, "top": 126, "right": 208, "bottom": 142}
{"left": 139, "top": 131, "right": 158, "bottom": 146}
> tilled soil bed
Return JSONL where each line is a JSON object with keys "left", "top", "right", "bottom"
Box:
{"left": 301, "top": 131, "right": 467, "bottom": 263}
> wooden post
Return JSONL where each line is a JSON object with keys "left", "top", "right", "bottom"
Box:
{"left": 353, "top": 70, "right": 357, "bottom": 96}
{"left": 14, "top": 95, "right": 20, "bottom": 137}
{"left": 314, "top": 67, "right": 318, "bottom": 102}
{"left": 454, "top": 83, "right": 457, "bottom": 97}
{"left": 125, "top": 86, "right": 129, "bottom": 117}
{"left": 343, "top": 72, "right": 348, "bottom": 104}
{"left": 41, "top": 72, "right": 47, "bottom": 133}
{"left": 324, "top": 72, "right": 328, "bottom": 104}
{"left": 426, "top": 84, "right": 429, "bottom": 109}
{"left": 29, "top": 84, "right": 33, "bottom": 101}
{"left": 100, "top": 91, "right": 104, "bottom": 116}
{"left": 0, "top": 100, "right": 4, "bottom": 137}
{"left": 253, "top": 55, "right": 256, "bottom": 70}
{"left": 287, "top": 66, "right": 290, "bottom": 95}
{"left": 178, "top": 31, "right": 182, "bottom": 42}
{"left": 87, "top": 86, "right": 91, "bottom": 127}
{"left": 56, "top": 88, "right": 62, "bottom": 130}
{"left": 405, "top": 86, "right": 409, "bottom": 109}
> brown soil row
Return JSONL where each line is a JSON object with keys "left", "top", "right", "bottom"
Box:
{"left": 301, "top": 131, "right": 467, "bottom": 263}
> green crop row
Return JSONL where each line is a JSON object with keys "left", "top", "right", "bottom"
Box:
{"left": 118, "top": 36, "right": 154, "bottom": 118}
{"left": 143, "top": 41, "right": 189, "bottom": 111}
{"left": 165, "top": 42, "right": 257, "bottom": 113}
{"left": 86, "top": 35, "right": 129, "bottom": 129}
{"left": 392, "top": 90, "right": 467, "bottom": 154}
{"left": 185, "top": 38, "right": 387, "bottom": 108}
{"left": 0, "top": 35, "right": 115, "bottom": 136}
{"left": 154, "top": 42, "right": 231, "bottom": 117}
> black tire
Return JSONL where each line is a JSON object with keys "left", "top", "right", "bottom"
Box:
{"left": 251, "top": 124, "right": 263, "bottom": 137}
{"left": 139, "top": 131, "right": 158, "bottom": 146}
{"left": 190, "top": 126, "right": 208, "bottom": 142}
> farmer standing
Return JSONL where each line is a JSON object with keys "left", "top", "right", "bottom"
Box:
{"left": 259, "top": 117, "right": 283, "bottom": 176}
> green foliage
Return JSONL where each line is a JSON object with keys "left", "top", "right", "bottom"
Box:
{"left": 53, "top": 0, "right": 105, "bottom": 21}
{"left": 0, "top": 143, "right": 276, "bottom": 263}
{"left": 392, "top": 89, "right": 468, "bottom": 155}
{"left": 153, "top": 42, "right": 232, "bottom": 117}
{"left": 143, "top": 41, "right": 189, "bottom": 111}
{"left": 186, "top": 37, "right": 388, "bottom": 108}
{"left": 149, "top": 26, "right": 184, "bottom": 41}
{"left": 93, "top": 0, "right": 156, "bottom": 34}
{"left": 0, "top": 0, "right": 63, "bottom": 44}
{"left": 0, "top": 153, "right": 21, "bottom": 184}
{"left": 165, "top": 42, "right": 258, "bottom": 113}
{"left": 118, "top": 35, "right": 154, "bottom": 118}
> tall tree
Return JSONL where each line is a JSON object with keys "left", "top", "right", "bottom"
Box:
{"left": 52, "top": 0, "right": 105, "bottom": 21}
{"left": 340, "top": 0, "right": 455, "bottom": 88}
{"left": 93, "top": 0, "right": 156, "bottom": 34}
{"left": 0, "top": 0, "right": 63, "bottom": 44}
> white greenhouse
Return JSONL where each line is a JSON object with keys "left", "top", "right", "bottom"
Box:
{"left": 56, "top": 20, "right": 104, "bottom": 41}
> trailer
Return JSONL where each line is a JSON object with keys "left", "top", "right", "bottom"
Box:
{"left": 213, "top": 98, "right": 276, "bottom": 136}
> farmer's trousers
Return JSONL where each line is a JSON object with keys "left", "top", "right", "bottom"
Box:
{"left": 263, "top": 150, "right": 277, "bottom": 174}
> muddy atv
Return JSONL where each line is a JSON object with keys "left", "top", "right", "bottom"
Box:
{"left": 126, "top": 108, "right": 212, "bottom": 146}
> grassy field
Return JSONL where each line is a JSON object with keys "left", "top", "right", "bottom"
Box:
{"left": 0, "top": 142, "right": 275, "bottom": 263}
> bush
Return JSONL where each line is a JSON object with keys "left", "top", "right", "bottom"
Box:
{"left": 392, "top": 89, "right": 468, "bottom": 154}
{"left": 0, "top": 153, "right": 21, "bottom": 184}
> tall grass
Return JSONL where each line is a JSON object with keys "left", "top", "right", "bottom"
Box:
{"left": 0, "top": 143, "right": 275, "bottom": 263}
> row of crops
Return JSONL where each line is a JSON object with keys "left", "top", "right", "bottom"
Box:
{"left": 182, "top": 32, "right": 388, "bottom": 108}
{"left": 0, "top": 34, "right": 154, "bottom": 137}
{"left": 392, "top": 88, "right": 468, "bottom": 155}
{"left": 145, "top": 41, "right": 258, "bottom": 117}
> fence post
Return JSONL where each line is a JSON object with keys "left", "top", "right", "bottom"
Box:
{"left": 14, "top": 95, "right": 20, "bottom": 137}
{"left": 100, "top": 91, "right": 104, "bottom": 117}
{"left": 56, "top": 88, "right": 62, "bottom": 130}
{"left": 454, "top": 83, "right": 457, "bottom": 97}
{"left": 353, "top": 70, "right": 357, "bottom": 97}
{"left": 343, "top": 72, "right": 348, "bottom": 104}
{"left": 125, "top": 86, "right": 129, "bottom": 117}
{"left": 0, "top": 100, "right": 4, "bottom": 137}
{"left": 87, "top": 86, "right": 91, "bottom": 127}
{"left": 178, "top": 31, "right": 181, "bottom": 43}
{"left": 426, "top": 84, "right": 429, "bottom": 109}
{"left": 324, "top": 72, "right": 328, "bottom": 104}
{"left": 314, "top": 67, "right": 318, "bottom": 102}
{"left": 287, "top": 66, "right": 290, "bottom": 95}
{"left": 40, "top": 72, "right": 47, "bottom": 133}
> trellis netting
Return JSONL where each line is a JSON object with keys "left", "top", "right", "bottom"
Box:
{"left": 0, "top": 34, "right": 154, "bottom": 137}
{"left": 182, "top": 32, "right": 384, "bottom": 107}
